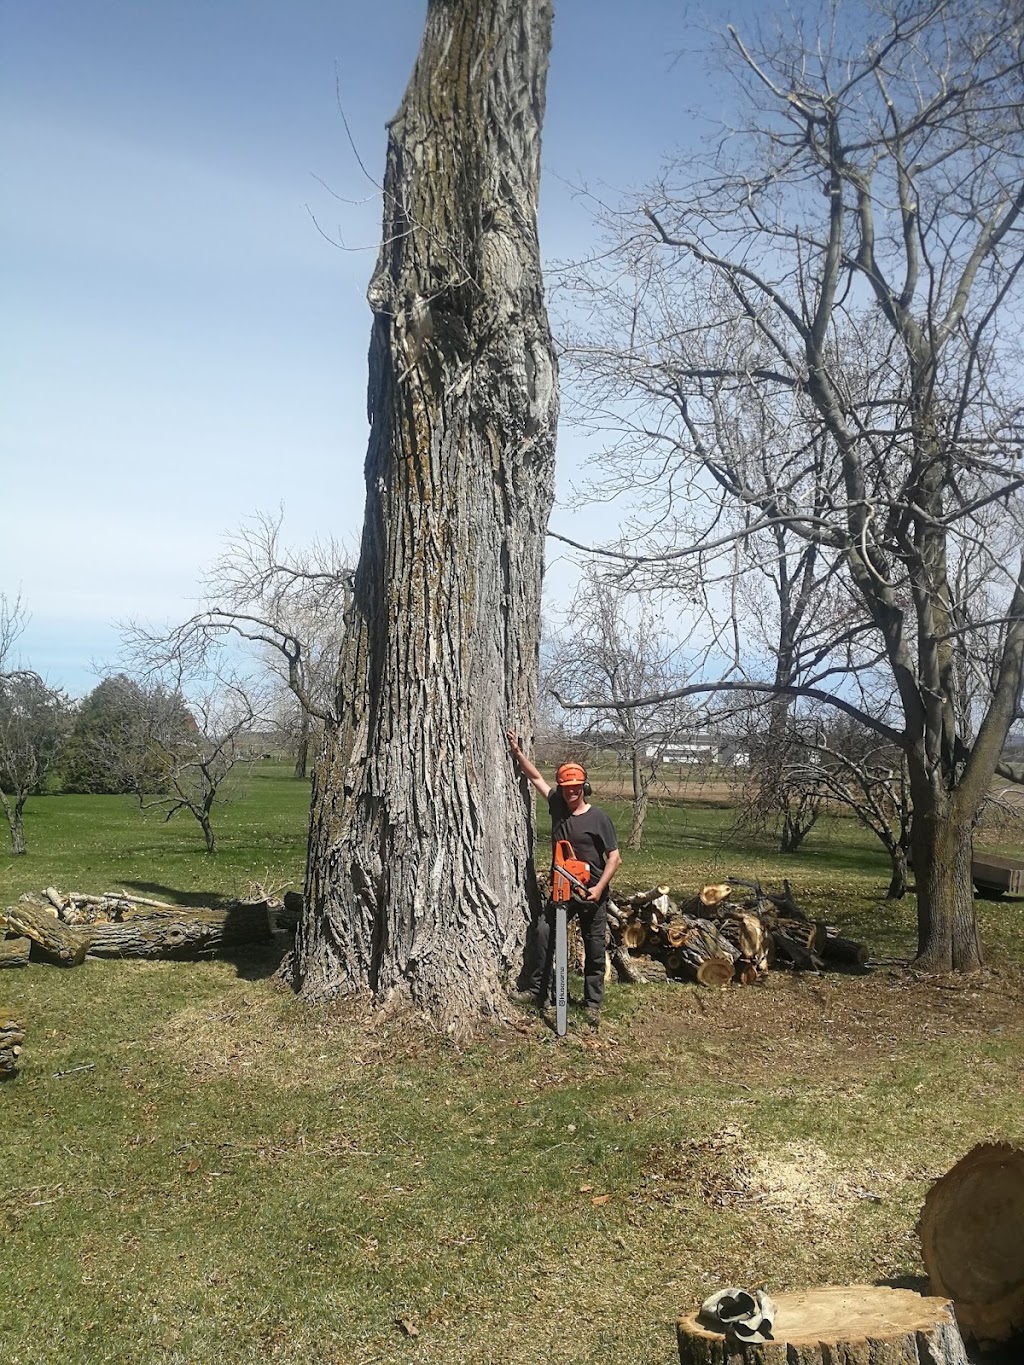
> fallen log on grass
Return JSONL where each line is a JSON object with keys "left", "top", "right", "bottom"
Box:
{"left": 678, "top": 1285, "right": 968, "bottom": 1365}
{"left": 0, "top": 1020, "right": 25, "bottom": 1076}
{"left": 4, "top": 901, "right": 91, "bottom": 966}
{"left": 820, "top": 932, "right": 870, "bottom": 967}
{"left": 86, "top": 903, "right": 274, "bottom": 959}
{"left": 0, "top": 936, "right": 31, "bottom": 968}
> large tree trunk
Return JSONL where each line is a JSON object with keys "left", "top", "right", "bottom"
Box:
{"left": 626, "top": 748, "right": 649, "bottom": 850}
{"left": 911, "top": 793, "right": 982, "bottom": 973}
{"left": 290, "top": 0, "right": 557, "bottom": 1029}
{"left": 0, "top": 790, "right": 27, "bottom": 856}
{"left": 886, "top": 843, "right": 908, "bottom": 900}
{"left": 293, "top": 710, "right": 310, "bottom": 780}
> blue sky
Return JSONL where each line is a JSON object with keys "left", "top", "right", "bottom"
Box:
{"left": 2, "top": 0, "right": 749, "bottom": 696}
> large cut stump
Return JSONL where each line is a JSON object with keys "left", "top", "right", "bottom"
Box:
{"left": 677, "top": 1285, "right": 967, "bottom": 1364}
{"left": 919, "top": 1142, "right": 1024, "bottom": 1345}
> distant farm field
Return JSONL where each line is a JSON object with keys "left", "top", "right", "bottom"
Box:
{"left": 2, "top": 763, "right": 1023, "bottom": 1364}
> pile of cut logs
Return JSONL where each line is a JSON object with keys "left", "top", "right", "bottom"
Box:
{"left": 606, "top": 878, "right": 868, "bottom": 987}
{"left": 1, "top": 887, "right": 276, "bottom": 967}
{"left": 1, "top": 1020, "right": 24, "bottom": 1077}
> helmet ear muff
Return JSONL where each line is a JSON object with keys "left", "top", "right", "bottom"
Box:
{"left": 583, "top": 773, "right": 592, "bottom": 797}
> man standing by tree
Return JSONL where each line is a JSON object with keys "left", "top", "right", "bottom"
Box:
{"left": 507, "top": 730, "right": 621, "bottom": 1028}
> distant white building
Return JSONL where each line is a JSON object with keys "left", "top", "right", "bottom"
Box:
{"left": 645, "top": 734, "right": 750, "bottom": 767}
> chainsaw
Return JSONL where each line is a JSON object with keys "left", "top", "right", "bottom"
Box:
{"left": 551, "top": 840, "right": 591, "bottom": 1037}
{"left": 552, "top": 839, "right": 592, "bottom": 903}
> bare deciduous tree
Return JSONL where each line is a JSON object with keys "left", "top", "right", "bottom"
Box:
{"left": 546, "top": 568, "right": 691, "bottom": 849}
{"left": 0, "top": 593, "right": 73, "bottom": 854}
{"left": 561, "top": 0, "right": 1024, "bottom": 972}
{"left": 129, "top": 510, "right": 352, "bottom": 780}
{"left": 101, "top": 672, "right": 266, "bottom": 855}
{"left": 0, "top": 674, "right": 72, "bottom": 855}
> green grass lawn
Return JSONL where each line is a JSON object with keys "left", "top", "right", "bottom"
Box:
{"left": 2, "top": 768, "right": 1023, "bottom": 1363}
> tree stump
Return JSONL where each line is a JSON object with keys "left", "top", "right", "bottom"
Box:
{"left": 919, "top": 1142, "right": 1024, "bottom": 1345}
{"left": 677, "top": 1285, "right": 968, "bottom": 1364}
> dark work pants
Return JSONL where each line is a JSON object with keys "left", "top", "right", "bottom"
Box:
{"left": 523, "top": 897, "right": 608, "bottom": 1009}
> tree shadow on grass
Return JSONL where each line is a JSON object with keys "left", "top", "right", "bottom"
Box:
{"left": 220, "top": 935, "right": 292, "bottom": 983}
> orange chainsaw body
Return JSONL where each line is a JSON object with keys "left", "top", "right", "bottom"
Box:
{"left": 552, "top": 839, "right": 591, "bottom": 903}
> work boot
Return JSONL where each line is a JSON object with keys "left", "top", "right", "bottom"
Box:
{"left": 512, "top": 989, "right": 542, "bottom": 1009}
{"left": 585, "top": 1005, "right": 601, "bottom": 1031}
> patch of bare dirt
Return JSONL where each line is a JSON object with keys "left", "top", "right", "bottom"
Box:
{"left": 637, "top": 1122, "right": 904, "bottom": 1217}
{"left": 626, "top": 964, "right": 1024, "bottom": 1086}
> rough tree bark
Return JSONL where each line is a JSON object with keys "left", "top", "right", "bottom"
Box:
{"left": 288, "top": 0, "right": 557, "bottom": 1028}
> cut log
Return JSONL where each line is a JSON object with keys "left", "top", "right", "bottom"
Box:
{"left": 770, "top": 929, "right": 822, "bottom": 971}
{"left": 86, "top": 904, "right": 273, "bottom": 958}
{"left": 620, "top": 920, "right": 648, "bottom": 951}
{"left": 678, "top": 1285, "right": 968, "bottom": 1365}
{"left": 610, "top": 948, "right": 668, "bottom": 985}
{"left": 0, "top": 1020, "right": 25, "bottom": 1077}
{"left": 4, "top": 902, "right": 91, "bottom": 966}
{"left": 695, "top": 958, "right": 735, "bottom": 988}
{"left": 774, "top": 917, "right": 827, "bottom": 953}
{"left": 0, "top": 936, "right": 31, "bottom": 968}
{"left": 102, "top": 892, "right": 178, "bottom": 911}
{"left": 664, "top": 922, "right": 690, "bottom": 950}
{"left": 820, "top": 933, "right": 870, "bottom": 967}
{"left": 680, "top": 884, "right": 732, "bottom": 915}
{"left": 672, "top": 918, "right": 738, "bottom": 986}
{"left": 625, "top": 885, "right": 672, "bottom": 910}
{"left": 715, "top": 911, "right": 769, "bottom": 974}
{"left": 919, "top": 1141, "right": 1024, "bottom": 1345}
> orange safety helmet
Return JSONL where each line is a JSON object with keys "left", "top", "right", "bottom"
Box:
{"left": 556, "top": 762, "right": 589, "bottom": 791}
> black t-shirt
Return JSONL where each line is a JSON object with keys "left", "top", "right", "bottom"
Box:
{"left": 547, "top": 791, "right": 619, "bottom": 883}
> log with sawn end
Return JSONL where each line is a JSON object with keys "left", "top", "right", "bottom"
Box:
{"left": 1, "top": 1020, "right": 25, "bottom": 1076}
{"left": 624, "top": 885, "right": 672, "bottom": 910}
{"left": 4, "top": 901, "right": 91, "bottom": 965}
{"left": 610, "top": 946, "right": 668, "bottom": 985}
{"left": 678, "top": 884, "right": 732, "bottom": 916}
{"left": 86, "top": 903, "right": 274, "bottom": 958}
{"left": 671, "top": 918, "right": 738, "bottom": 986}
{"left": 918, "top": 1141, "right": 1024, "bottom": 1346}
{"left": 820, "top": 932, "right": 870, "bottom": 967}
